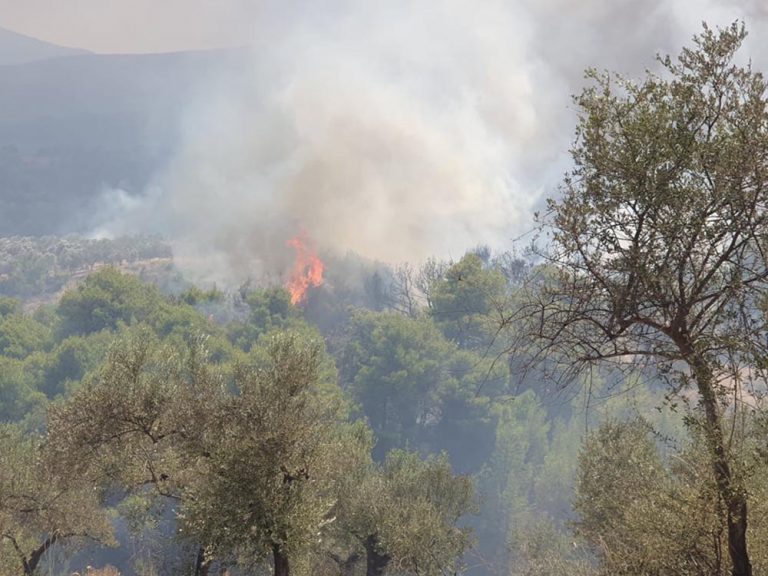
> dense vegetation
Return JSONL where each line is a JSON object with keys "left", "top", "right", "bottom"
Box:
{"left": 0, "top": 235, "right": 171, "bottom": 298}
{"left": 0, "top": 244, "right": 697, "bottom": 576}
{"left": 2, "top": 22, "right": 768, "bottom": 576}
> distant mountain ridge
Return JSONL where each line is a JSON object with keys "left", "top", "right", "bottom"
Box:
{"left": 0, "top": 26, "right": 91, "bottom": 66}
{"left": 0, "top": 25, "right": 251, "bottom": 237}
{"left": 0, "top": 41, "right": 247, "bottom": 236}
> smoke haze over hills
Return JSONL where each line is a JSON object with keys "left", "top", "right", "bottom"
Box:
{"left": 5, "top": 1, "right": 768, "bottom": 282}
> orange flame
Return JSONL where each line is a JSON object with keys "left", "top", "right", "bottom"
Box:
{"left": 286, "top": 233, "right": 324, "bottom": 305}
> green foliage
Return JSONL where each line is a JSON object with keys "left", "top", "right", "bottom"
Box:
{"left": 5, "top": 231, "right": 755, "bottom": 576}
{"left": 0, "top": 357, "right": 46, "bottom": 422}
{"left": 570, "top": 418, "right": 768, "bottom": 575}
{"left": 0, "top": 297, "right": 20, "bottom": 318}
{"left": 55, "top": 268, "right": 231, "bottom": 361}
{"left": 150, "top": 300, "right": 219, "bottom": 341}
{"left": 0, "top": 312, "right": 52, "bottom": 359}
{"left": 0, "top": 250, "right": 60, "bottom": 297}
{"left": 342, "top": 311, "right": 451, "bottom": 456}
{"left": 0, "top": 424, "right": 114, "bottom": 575}
{"left": 374, "top": 450, "right": 476, "bottom": 575}
{"left": 50, "top": 328, "right": 357, "bottom": 574}
{"left": 575, "top": 420, "right": 667, "bottom": 543}
{"left": 176, "top": 285, "right": 224, "bottom": 306}
{"left": 429, "top": 253, "right": 506, "bottom": 349}
{"left": 508, "top": 519, "right": 595, "bottom": 576}
{"left": 37, "top": 330, "right": 116, "bottom": 397}
{"left": 0, "top": 264, "right": 236, "bottom": 424}
{"left": 522, "top": 23, "right": 768, "bottom": 575}
{"left": 474, "top": 391, "right": 551, "bottom": 570}
{"left": 46, "top": 320, "right": 479, "bottom": 576}
{"left": 228, "top": 288, "right": 304, "bottom": 351}
{"left": 181, "top": 332, "right": 354, "bottom": 570}
{"left": 332, "top": 448, "right": 476, "bottom": 576}
{"left": 0, "top": 235, "right": 171, "bottom": 299}
{"left": 249, "top": 324, "right": 346, "bottom": 417}
{"left": 531, "top": 418, "right": 583, "bottom": 520}
{"left": 245, "top": 288, "right": 296, "bottom": 329}
{"left": 341, "top": 310, "right": 507, "bottom": 465}
{"left": 48, "top": 326, "right": 222, "bottom": 493}
{"left": 57, "top": 268, "right": 165, "bottom": 336}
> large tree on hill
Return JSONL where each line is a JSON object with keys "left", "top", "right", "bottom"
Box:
{"left": 518, "top": 23, "right": 768, "bottom": 576}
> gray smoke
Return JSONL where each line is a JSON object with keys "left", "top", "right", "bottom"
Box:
{"left": 95, "top": 0, "right": 768, "bottom": 284}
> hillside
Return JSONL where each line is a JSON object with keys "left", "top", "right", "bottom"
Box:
{"left": 0, "top": 47, "right": 246, "bottom": 235}
{"left": 0, "top": 26, "right": 90, "bottom": 65}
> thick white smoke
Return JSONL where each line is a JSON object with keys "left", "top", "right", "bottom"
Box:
{"left": 96, "top": 0, "right": 768, "bottom": 284}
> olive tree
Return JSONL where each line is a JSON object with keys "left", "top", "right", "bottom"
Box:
{"left": 49, "top": 328, "right": 354, "bottom": 576}
{"left": 329, "top": 449, "right": 475, "bottom": 576}
{"left": 180, "top": 332, "right": 355, "bottom": 576}
{"left": 47, "top": 327, "right": 226, "bottom": 575}
{"left": 574, "top": 420, "right": 724, "bottom": 575}
{"left": 517, "top": 23, "right": 768, "bottom": 576}
{"left": 0, "top": 425, "right": 113, "bottom": 575}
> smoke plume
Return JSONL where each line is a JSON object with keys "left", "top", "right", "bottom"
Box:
{"left": 96, "top": 0, "right": 768, "bottom": 284}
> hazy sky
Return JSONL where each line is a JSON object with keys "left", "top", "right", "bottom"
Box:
{"left": 0, "top": 1, "right": 766, "bottom": 55}
{"left": 0, "top": 0, "right": 259, "bottom": 53}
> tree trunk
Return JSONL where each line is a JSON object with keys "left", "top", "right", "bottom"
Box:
{"left": 26, "top": 534, "right": 58, "bottom": 575}
{"left": 329, "top": 552, "right": 361, "bottom": 576}
{"left": 272, "top": 543, "right": 290, "bottom": 576}
{"left": 341, "top": 553, "right": 360, "bottom": 576}
{"left": 194, "top": 546, "right": 211, "bottom": 576}
{"left": 364, "top": 534, "right": 390, "bottom": 576}
{"left": 689, "top": 353, "right": 752, "bottom": 576}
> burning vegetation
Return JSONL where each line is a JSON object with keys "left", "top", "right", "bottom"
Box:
{"left": 285, "top": 232, "right": 324, "bottom": 305}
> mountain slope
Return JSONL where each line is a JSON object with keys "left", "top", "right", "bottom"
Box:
{"left": 0, "top": 26, "right": 90, "bottom": 66}
{"left": 0, "top": 48, "right": 246, "bottom": 236}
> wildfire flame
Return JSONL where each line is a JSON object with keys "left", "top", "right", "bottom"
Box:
{"left": 286, "top": 233, "right": 324, "bottom": 305}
